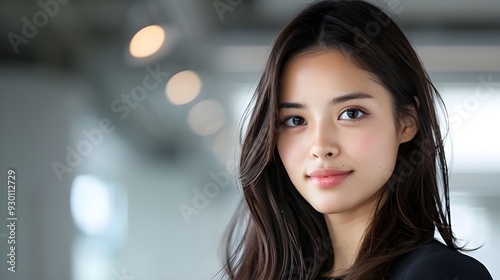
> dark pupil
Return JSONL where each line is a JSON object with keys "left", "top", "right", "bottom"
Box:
{"left": 292, "top": 117, "right": 302, "bottom": 125}
{"left": 347, "top": 110, "right": 358, "bottom": 119}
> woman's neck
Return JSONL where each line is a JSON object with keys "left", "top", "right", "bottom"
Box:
{"left": 323, "top": 197, "right": 382, "bottom": 276}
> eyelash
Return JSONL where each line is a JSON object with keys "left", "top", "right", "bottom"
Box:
{"left": 339, "top": 106, "right": 369, "bottom": 122}
{"left": 280, "top": 106, "right": 369, "bottom": 129}
{"left": 280, "top": 115, "right": 306, "bottom": 128}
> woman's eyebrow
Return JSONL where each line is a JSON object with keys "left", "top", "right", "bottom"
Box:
{"left": 331, "top": 92, "right": 373, "bottom": 104}
{"left": 279, "top": 92, "right": 373, "bottom": 109}
{"left": 279, "top": 102, "right": 304, "bottom": 109}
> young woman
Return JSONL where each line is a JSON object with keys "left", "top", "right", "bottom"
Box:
{"left": 219, "top": 1, "right": 493, "bottom": 279}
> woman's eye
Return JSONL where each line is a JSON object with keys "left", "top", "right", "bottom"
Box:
{"left": 283, "top": 116, "right": 306, "bottom": 127}
{"left": 338, "top": 109, "right": 365, "bottom": 120}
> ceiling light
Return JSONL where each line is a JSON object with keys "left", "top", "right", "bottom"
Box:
{"left": 166, "top": 70, "right": 202, "bottom": 105}
{"left": 129, "top": 25, "right": 165, "bottom": 58}
{"left": 188, "top": 100, "right": 225, "bottom": 136}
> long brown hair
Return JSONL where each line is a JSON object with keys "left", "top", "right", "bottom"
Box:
{"left": 219, "top": 1, "right": 458, "bottom": 279}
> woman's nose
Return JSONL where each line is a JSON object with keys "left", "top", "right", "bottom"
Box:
{"left": 309, "top": 121, "right": 340, "bottom": 159}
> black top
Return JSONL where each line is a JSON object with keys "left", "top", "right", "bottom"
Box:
{"left": 388, "top": 240, "right": 492, "bottom": 280}
{"left": 318, "top": 240, "right": 492, "bottom": 280}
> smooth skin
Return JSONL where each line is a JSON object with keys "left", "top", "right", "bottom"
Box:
{"left": 277, "top": 50, "right": 418, "bottom": 276}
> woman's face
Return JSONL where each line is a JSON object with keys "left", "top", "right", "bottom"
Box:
{"left": 277, "top": 50, "right": 416, "bottom": 215}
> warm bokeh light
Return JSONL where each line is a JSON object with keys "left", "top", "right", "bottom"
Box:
{"left": 166, "top": 70, "right": 202, "bottom": 105}
{"left": 188, "top": 100, "right": 225, "bottom": 136}
{"left": 129, "top": 25, "right": 165, "bottom": 58}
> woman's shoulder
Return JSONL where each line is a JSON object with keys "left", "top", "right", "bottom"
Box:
{"left": 388, "top": 240, "right": 492, "bottom": 280}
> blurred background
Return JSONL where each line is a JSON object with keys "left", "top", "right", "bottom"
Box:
{"left": 0, "top": 0, "right": 499, "bottom": 279}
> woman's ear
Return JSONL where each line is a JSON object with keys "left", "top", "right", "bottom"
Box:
{"left": 413, "top": 95, "right": 420, "bottom": 108}
{"left": 399, "top": 102, "right": 419, "bottom": 144}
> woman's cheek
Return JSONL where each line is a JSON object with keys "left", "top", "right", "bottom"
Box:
{"left": 344, "top": 130, "right": 379, "bottom": 157}
{"left": 347, "top": 130, "right": 397, "bottom": 166}
{"left": 278, "top": 136, "right": 299, "bottom": 166}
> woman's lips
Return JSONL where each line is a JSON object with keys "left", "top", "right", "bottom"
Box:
{"left": 307, "top": 169, "right": 353, "bottom": 188}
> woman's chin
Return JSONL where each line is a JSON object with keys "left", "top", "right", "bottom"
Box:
{"left": 310, "top": 202, "right": 347, "bottom": 215}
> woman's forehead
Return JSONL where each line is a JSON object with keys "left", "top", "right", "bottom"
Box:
{"left": 279, "top": 51, "right": 384, "bottom": 100}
